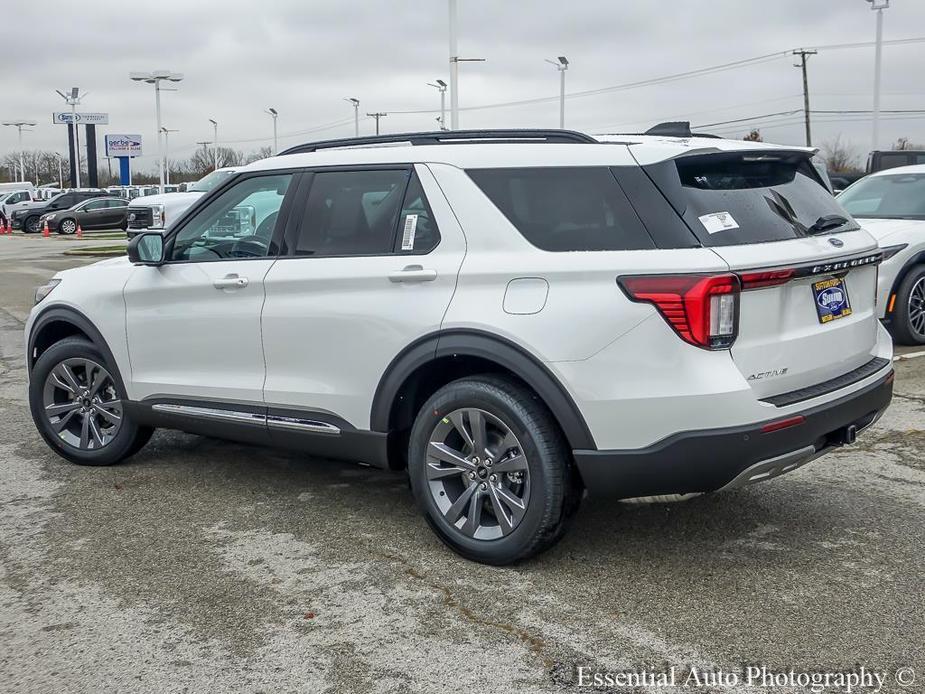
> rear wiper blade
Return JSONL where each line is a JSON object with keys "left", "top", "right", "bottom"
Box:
{"left": 807, "top": 214, "right": 850, "bottom": 235}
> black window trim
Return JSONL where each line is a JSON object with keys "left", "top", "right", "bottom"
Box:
{"left": 162, "top": 169, "right": 303, "bottom": 265}
{"left": 277, "top": 163, "right": 442, "bottom": 261}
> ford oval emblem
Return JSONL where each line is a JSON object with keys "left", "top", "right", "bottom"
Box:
{"left": 828, "top": 237, "right": 844, "bottom": 248}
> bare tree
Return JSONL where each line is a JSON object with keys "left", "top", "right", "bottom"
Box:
{"left": 742, "top": 129, "right": 763, "bottom": 142}
{"left": 819, "top": 135, "right": 860, "bottom": 173}
{"left": 244, "top": 146, "right": 273, "bottom": 164}
{"left": 1, "top": 150, "right": 71, "bottom": 186}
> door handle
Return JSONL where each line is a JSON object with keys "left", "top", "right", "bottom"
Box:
{"left": 213, "top": 273, "right": 249, "bottom": 290}
{"left": 388, "top": 265, "right": 437, "bottom": 283}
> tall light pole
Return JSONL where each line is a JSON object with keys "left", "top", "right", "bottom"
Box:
{"left": 545, "top": 57, "right": 569, "bottom": 128}
{"left": 345, "top": 98, "right": 360, "bottom": 136}
{"left": 208, "top": 119, "right": 218, "bottom": 170}
{"left": 867, "top": 0, "right": 890, "bottom": 151}
{"left": 160, "top": 127, "right": 178, "bottom": 185}
{"left": 54, "top": 152, "right": 64, "bottom": 188}
{"left": 447, "top": 0, "right": 485, "bottom": 129}
{"left": 266, "top": 108, "right": 278, "bottom": 153}
{"left": 55, "top": 87, "right": 83, "bottom": 188}
{"left": 130, "top": 71, "right": 184, "bottom": 194}
{"left": 2, "top": 120, "right": 37, "bottom": 182}
{"left": 427, "top": 80, "right": 448, "bottom": 130}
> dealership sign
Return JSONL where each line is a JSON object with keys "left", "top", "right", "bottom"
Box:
{"left": 105, "top": 134, "right": 143, "bottom": 157}
{"left": 52, "top": 112, "right": 110, "bottom": 125}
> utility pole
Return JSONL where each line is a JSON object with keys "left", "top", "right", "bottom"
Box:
{"left": 161, "top": 127, "right": 178, "bottom": 184}
{"left": 367, "top": 112, "right": 387, "bottom": 135}
{"left": 2, "top": 120, "right": 37, "bottom": 182}
{"left": 867, "top": 0, "right": 890, "bottom": 151}
{"left": 266, "top": 108, "right": 278, "bottom": 153}
{"left": 792, "top": 49, "right": 817, "bottom": 147}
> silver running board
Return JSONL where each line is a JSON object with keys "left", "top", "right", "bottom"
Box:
{"left": 151, "top": 404, "right": 341, "bottom": 435}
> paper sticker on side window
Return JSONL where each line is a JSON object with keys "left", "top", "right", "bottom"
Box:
{"left": 401, "top": 214, "right": 418, "bottom": 250}
{"left": 698, "top": 211, "right": 739, "bottom": 234}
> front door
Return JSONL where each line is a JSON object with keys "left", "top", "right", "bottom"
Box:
{"left": 123, "top": 171, "right": 297, "bottom": 405}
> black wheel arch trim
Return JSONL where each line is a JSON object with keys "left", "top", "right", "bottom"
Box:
{"left": 370, "top": 329, "right": 597, "bottom": 450}
{"left": 27, "top": 305, "right": 128, "bottom": 396}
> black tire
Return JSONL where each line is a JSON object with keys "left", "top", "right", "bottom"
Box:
{"left": 408, "top": 375, "right": 578, "bottom": 565}
{"left": 23, "top": 215, "right": 41, "bottom": 234}
{"left": 58, "top": 218, "right": 77, "bottom": 235}
{"left": 888, "top": 264, "right": 925, "bottom": 346}
{"left": 28, "top": 337, "right": 153, "bottom": 466}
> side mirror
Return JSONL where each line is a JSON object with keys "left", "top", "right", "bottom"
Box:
{"left": 127, "top": 232, "right": 165, "bottom": 266}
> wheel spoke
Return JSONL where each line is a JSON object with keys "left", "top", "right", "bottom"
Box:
{"left": 87, "top": 364, "right": 108, "bottom": 397}
{"left": 426, "top": 461, "right": 467, "bottom": 480}
{"left": 461, "top": 488, "right": 484, "bottom": 536}
{"left": 487, "top": 485, "right": 515, "bottom": 534}
{"left": 469, "top": 410, "right": 488, "bottom": 458}
{"left": 79, "top": 415, "right": 91, "bottom": 449}
{"left": 489, "top": 484, "right": 527, "bottom": 535}
{"left": 45, "top": 401, "right": 80, "bottom": 416}
{"left": 52, "top": 364, "right": 81, "bottom": 394}
{"left": 490, "top": 453, "right": 527, "bottom": 474}
{"left": 88, "top": 416, "right": 104, "bottom": 448}
{"left": 445, "top": 482, "right": 478, "bottom": 524}
{"left": 448, "top": 411, "right": 474, "bottom": 450}
{"left": 51, "top": 408, "right": 79, "bottom": 432}
{"left": 428, "top": 441, "right": 475, "bottom": 470}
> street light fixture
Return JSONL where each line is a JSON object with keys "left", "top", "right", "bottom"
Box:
{"left": 265, "top": 107, "right": 278, "bottom": 153}
{"left": 130, "top": 71, "right": 183, "bottom": 193}
{"left": 545, "top": 56, "right": 569, "bottom": 129}
{"left": 345, "top": 98, "right": 360, "bottom": 136}
{"left": 208, "top": 119, "right": 219, "bottom": 171}
{"left": 866, "top": 0, "right": 890, "bottom": 150}
{"left": 1, "top": 119, "right": 37, "bottom": 182}
{"left": 160, "top": 127, "right": 179, "bottom": 185}
{"left": 427, "top": 80, "right": 448, "bottom": 130}
{"left": 55, "top": 86, "right": 83, "bottom": 187}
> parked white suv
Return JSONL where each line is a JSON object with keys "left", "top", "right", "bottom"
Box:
{"left": 26, "top": 128, "right": 894, "bottom": 564}
{"left": 837, "top": 164, "right": 925, "bottom": 344}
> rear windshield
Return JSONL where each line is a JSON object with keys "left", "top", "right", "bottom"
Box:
{"left": 467, "top": 167, "right": 655, "bottom": 252}
{"left": 671, "top": 153, "right": 858, "bottom": 247}
{"left": 837, "top": 173, "right": 925, "bottom": 220}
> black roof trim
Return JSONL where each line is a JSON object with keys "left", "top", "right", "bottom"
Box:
{"left": 280, "top": 129, "right": 598, "bottom": 155}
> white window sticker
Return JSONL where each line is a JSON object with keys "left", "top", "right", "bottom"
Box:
{"left": 698, "top": 211, "right": 739, "bottom": 234}
{"left": 401, "top": 214, "right": 418, "bottom": 250}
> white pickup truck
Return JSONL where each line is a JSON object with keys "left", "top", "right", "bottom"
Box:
{"left": 125, "top": 167, "right": 237, "bottom": 237}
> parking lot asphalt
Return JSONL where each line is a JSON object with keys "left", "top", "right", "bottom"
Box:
{"left": 0, "top": 233, "right": 923, "bottom": 693}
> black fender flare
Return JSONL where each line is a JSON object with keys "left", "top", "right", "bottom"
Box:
{"left": 370, "top": 329, "right": 597, "bottom": 451}
{"left": 27, "top": 305, "right": 128, "bottom": 395}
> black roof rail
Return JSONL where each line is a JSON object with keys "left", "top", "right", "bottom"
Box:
{"left": 279, "top": 129, "right": 597, "bottom": 155}
{"left": 643, "top": 121, "right": 721, "bottom": 139}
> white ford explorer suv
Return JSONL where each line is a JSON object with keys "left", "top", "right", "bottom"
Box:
{"left": 26, "top": 127, "right": 894, "bottom": 564}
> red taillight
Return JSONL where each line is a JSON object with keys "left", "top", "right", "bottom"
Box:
{"left": 618, "top": 274, "right": 740, "bottom": 350}
{"left": 739, "top": 269, "right": 795, "bottom": 290}
{"left": 761, "top": 415, "right": 805, "bottom": 433}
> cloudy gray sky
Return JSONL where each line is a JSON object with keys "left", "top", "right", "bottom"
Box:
{"left": 3, "top": 0, "right": 925, "bottom": 172}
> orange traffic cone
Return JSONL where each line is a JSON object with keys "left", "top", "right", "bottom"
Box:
{"left": 42, "top": 221, "right": 50, "bottom": 238}
{"left": 75, "top": 224, "right": 83, "bottom": 239}
{"left": 1, "top": 220, "right": 7, "bottom": 235}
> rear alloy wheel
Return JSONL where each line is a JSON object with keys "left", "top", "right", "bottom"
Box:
{"left": 58, "top": 218, "right": 77, "bottom": 235}
{"left": 24, "top": 216, "right": 41, "bottom": 234}
{"left": 409, "top": 376, "right": 577, "bottom": 565}
{"left": 29, "top": 337, "right": 153, "bottom": 465}
{"left": 889, "top": 265, "right": 925, "bottom": 345}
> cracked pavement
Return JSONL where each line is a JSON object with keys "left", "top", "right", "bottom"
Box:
{"left": 1, "top": 235, "right": 923, "bottom": 693}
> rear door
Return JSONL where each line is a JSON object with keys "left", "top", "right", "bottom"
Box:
{"left": 77, "top": 199, "right": 108, "bottom": 228}
{"left": 642, "top": 150, "right": 881, "bottom": 398}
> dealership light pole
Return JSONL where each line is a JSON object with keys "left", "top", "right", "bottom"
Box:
{"left": 447, "top": 0, "right": 485, "bottom": 130}
{"left": 54, "top": 152, "right": 64, "bottom": 188}
{"left": 427, "top": 80, "right": 448, "bottom": 130}
{"left": 867, "top": 0, "right": 890, "bottom": 151}
{"left": 55, "top": 87, "right": 83, "bottom": 188}
{"left": 160, "top": 127, "right": 178, "bottom": 185}
{"left": 208, "top": 118, "right": 219, "bottom": 170}
{"left": 2, "top": 120, "right": 37, "bottom": 182}
{"left": 545, "top": 56, "right": 569, "bottom": 128}
{"left": 265, "top": 108, "right": 278, "bottom": 153}
{"left": 345, "top": 98, "right": 360, "bottom": 136}
{"left": 130, "top": 71, "right": 183, "bottom": 194}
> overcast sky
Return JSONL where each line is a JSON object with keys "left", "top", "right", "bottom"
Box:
{"left": 3, "top": 0, "right": 925, "bottom": 172}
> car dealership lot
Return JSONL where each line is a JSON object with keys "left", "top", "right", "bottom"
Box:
{"left": 1, "top": 239, "right": 923, "bottom": 693}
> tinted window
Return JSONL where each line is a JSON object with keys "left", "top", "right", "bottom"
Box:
{"left": 671, "top": 153, "right": 858, "bottom": 247}
{"left": 395, "top": 173, "right": 440, "bottom": 253}
{"left": 467, "top": 167, "right": 655, "bottom": 252}
{"left": 838, "top": 173, "right": 925, "bottom": 220}
{"left": 874, "top": 152, "right": 911, "bottom": 172}
{"left": 290, "top": 169, "right": 408, "bottom": 257}
{"left": 83, "top": 199, "right": 107, "bottom": 211}
{"left": 105, "top": 199, "right": 127, "bottom": 208}
{"left": 170, "top": 174, "right": 292, "bottom": 261}
{"left": 48, "top": 195, "right": 75, "bottom": 209}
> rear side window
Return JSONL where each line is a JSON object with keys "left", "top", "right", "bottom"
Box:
{"left": 467, "top": 167, "right": 655, "bottom": 252}
{"left": 395, "top": 173, "right": 440, "bottom": 254}
{"left": 670, "top": 153, "right": 858, "bottom": 247}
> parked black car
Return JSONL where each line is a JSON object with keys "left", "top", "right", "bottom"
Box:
{"left": 40, "top": 196, "right": 129, "bottom": 234}
{"left": 11, "top": 190, "right": 108, "bottom": 233}
{"left": 867, "top": 149, "right": 925, "bottom": 174}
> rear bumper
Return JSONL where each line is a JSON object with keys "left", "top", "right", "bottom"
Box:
{"left": 572, "top": 369, "right": 894, "bottom": 499}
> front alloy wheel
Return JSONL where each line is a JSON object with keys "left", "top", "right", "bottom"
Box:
{"left": 59, "top": 218, "right": 77, "bottom": 235}
{"left": 426, "top": 408, "right": 530, "bottom": 540}
{"left": 42, "top": 358, "right": 123, "bottom": 449}
{"left": 907, "top": 276, "right": 925, "bottom": 340}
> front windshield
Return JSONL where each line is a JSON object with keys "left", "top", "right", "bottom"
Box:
{"left": 188, "top": 169, "right": 235, "bottom": 193}
{"left": 838, "top": 173, "right": 925, "bottom": 220}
